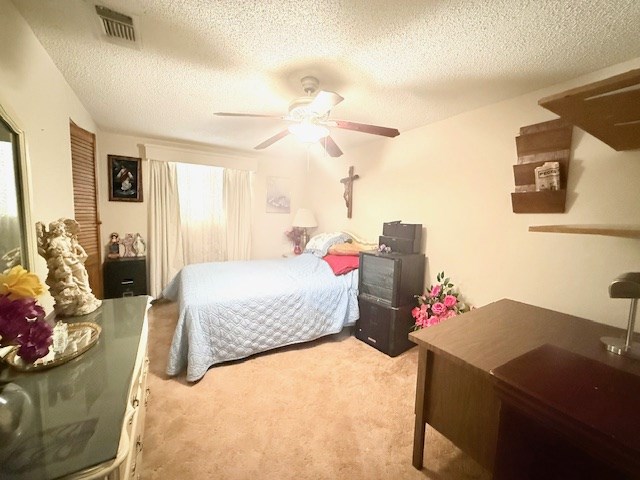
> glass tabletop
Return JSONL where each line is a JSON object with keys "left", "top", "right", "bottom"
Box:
{"left": 0, "top": 296, "right": 149, "bottom": 480}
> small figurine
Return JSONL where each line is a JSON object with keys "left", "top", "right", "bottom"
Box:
{"left": 107, "top": 232, "right": 120, "bottom": 259}
{"left": 121, "top": 233, "right": 135, "bottom": 257}
{"left": 133, "top": 233, "right": 146, "bottom": 257}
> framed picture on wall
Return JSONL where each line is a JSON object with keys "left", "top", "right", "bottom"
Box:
{"left": 108, "top": 155, "right": 142, "bottom": 202}
{"left": 266, "top": 176, "right": 290, "bottom": 213}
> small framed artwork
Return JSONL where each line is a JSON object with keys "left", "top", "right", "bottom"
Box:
{"left": 266, "top": 176, "right": 290, "bottom": 213}
{"left": 108, "top": 155, "right": 142, "bottom": 202}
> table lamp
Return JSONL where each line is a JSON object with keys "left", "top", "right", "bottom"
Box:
{"left": 601, "top": 272, "right": 640, "bottom": 360}
{"left": 292, "top": 208, "right": 317, "bottom": 250}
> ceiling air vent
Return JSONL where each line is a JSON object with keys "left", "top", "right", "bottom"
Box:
{"left": 95, "top": 5, "right": 136, "bottom": 42}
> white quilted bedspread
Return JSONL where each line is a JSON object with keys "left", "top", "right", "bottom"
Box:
{"left": 164, "top": 254, "right": 359, "bottom": 381}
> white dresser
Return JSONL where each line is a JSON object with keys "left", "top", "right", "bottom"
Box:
{"left": 0, "top": 296, "right": 151, "bottom": 480}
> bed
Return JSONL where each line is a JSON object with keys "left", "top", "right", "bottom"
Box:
{"left": 164, "top": 247, "right": 361, "bottom": 381}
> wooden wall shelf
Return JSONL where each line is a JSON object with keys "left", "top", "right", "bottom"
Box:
{"left": 528, "top": 224, "right": 640, "bottom": 239}
{"left": 512, "top": 190, "right": 566, "bottom": 214}
{"left": 539, "top": 69, "right": 640, "bottom": 151}
{"left": 511, "top": 119, "right": 572, "bottom": 214}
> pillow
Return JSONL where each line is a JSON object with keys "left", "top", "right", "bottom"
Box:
{"left": 323, "top": 254, "right": 359, "bottom": 275}
{"left": 304, "top": 232, "right": 350, "bottom": 257}
{"left": 328, "top": 240, "right": 377, "bottom": 256}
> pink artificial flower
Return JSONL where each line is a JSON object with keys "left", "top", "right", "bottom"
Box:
{"left": 430, "top": 284, "right": 442, "bottom": 298}
{"left": 431, "top": 302, "right": 446, "bottom": 315}
{"left": 411, "top": 307, "right": 421, "bottom": 319}
{"left": 420, "top": 303, "right": 428, "bottom": 313}
{"left": 443, "top": 295, "right": 457, "bottom": 308}
{"left": 445, "top": 309, "right": 457, "bottom": 319}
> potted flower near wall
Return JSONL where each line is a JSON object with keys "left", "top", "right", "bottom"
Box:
{"left": 412, "top": 271, "right": 469, "bottom": 330}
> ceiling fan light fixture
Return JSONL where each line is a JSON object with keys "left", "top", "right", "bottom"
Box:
{"left": 288, "top": 122, "right": 329, "bottom": 144}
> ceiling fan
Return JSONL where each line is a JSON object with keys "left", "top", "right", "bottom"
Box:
{"left": 215, "top": 76, "right": 400, "bottom": 157}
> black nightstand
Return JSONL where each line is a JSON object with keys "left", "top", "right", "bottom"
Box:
{"left": 103, "top": 257, "right": 148, "bottom": 299}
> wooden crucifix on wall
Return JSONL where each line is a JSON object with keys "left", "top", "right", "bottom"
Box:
{"left": 340, "top": 166, "right": 359, "bottom": 219}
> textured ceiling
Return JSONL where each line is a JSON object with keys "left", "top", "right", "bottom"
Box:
{"left": 11, "top": 0, "right": 640, "bottom": 157}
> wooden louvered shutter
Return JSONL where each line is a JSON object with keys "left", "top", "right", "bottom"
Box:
{"left": 70, "top": 121, "right": 103, "bottom": 299}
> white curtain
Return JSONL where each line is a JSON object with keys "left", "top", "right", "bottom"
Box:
{"left": 148, "top": 160, "right": 184, "bottom": 298}
{"left": 224, "top": 169, "right": 252, "bottom": 261}
{"left": 148, "top": 159, "right": 253, "bottom": 295}
{"left": 176, "top": 163, "right": 226, "bottom": 264}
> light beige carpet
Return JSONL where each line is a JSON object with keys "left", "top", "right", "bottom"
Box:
{"left": 141, "top": 301, "right": 491, "bottom": 480}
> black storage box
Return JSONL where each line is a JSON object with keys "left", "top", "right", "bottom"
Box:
{"left": 356, "top": 297, "right": 416, "bottom": 357}
{"left": 379, "top": 221, "right": 422, "bottom": 254}
{"left": 358, "top": 251, "right": 425, "bottom": 307}
{"left": 103, "top": 257, "right": 148, "bottom": 299}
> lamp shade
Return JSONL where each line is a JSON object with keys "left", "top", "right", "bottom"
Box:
{"left": 292, "top": 208, "right": 317, "bottom": 228}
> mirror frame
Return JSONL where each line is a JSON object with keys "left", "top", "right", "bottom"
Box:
{"left": 0, "top": 102, "right": 35, "bottom": 270}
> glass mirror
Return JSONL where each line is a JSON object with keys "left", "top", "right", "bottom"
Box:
{"left": 0, "top": 106, "right": 30, "bottom": 271}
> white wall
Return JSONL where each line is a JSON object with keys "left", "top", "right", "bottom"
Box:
{"left": 96, "top": 131, "right": 310, "bottom": 261}
{"left": 308, "top": 58, "right": 640, "bottom": 328}
{"left": 0, "top": 0, "right": 97, "bottom": 311}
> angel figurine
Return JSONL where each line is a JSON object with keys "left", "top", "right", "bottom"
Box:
{"left": 36, "top": 218, "right": 101, "bottom": 317}
{"left": 133, "top": 233, "right": 146, "bottom": 257}
{"left": 121, "top": 233, "right": 135, "bottom": 257}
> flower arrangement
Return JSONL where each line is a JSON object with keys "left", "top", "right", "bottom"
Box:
{"left": 285, "top": 227, "right": 305, "bottom": 254}
{"left": 284, "top": 228, "right": 303, "bottom": 246}
{"left": 0, "top": 266, "right": 53, "bottom": 363}
{"left": 411, "top": 271, "right": 469, "bottom": 330}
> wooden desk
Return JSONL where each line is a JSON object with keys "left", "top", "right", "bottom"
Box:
{"left": 409, "top": 298, "right": 640, "bottom": 473}
{"left": 492, "top": 344, "right": 640, "bottom": 479}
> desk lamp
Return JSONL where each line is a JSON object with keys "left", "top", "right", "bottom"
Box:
{"left": 601, "top": 272, "right": 640, "bottom": 359}
{"left": 292, "top": 208, "right": 317, "bottom": 250}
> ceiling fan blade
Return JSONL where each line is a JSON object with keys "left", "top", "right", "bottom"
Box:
{"left": 254, "top": 129, "right": 290, "bottom": 150}
{"left": 320, "top": 136, "right": 343, "bottom": 157}
{"left": 331, "top": 120, "right": 400, "bottom": 138}
{"left": 308, "top": 91, "right": 344, "bottom": 116}
{"left": 215, "top": 112, "right": 282, "bottom": 118}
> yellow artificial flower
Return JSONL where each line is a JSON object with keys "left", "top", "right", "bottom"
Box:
{"left": 0, "top": 265, "right": 44, "bottom": 299}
